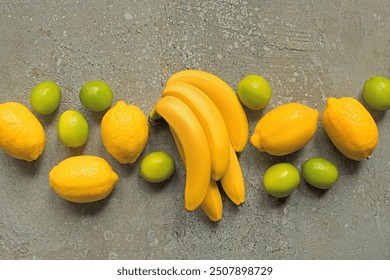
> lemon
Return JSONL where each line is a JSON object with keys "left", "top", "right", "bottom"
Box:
{"left": 140, "top": 151, "right": 175, "bottom": 183}
{"left": 362, "top": 75, "right": 390, "bottom": 111}
{"left": 79, "top": 80, "right": 113, "bottom": 112}
{"left": 237, "top": 74, "right": 272, "bottom": 110}
{"left": 322, "top": 97, "right": 378, "bottom": 161}
{"left": 301, "top": 158, "right": 338, "bottom": 189}
{"left": 57, "top": 110, "right": 89, "bottom": 148}
{"left": 263, "top": 163, "right": 300, "bottom": 198}
{"left": 49, "top": 155, "right": 119, "bottom": 203}
{"left": 30, "top": 81, "right": 61, "bottom": 115}
{"left": 101, "top": 100, "right": 149, "bottom": 164}
{"left": 250, "top": 103, "right": 319, "bottom": 156}
{"left": 0, "top": 102, "right": 46, "bottom": 161}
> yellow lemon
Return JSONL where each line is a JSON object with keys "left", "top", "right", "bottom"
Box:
{"left": 0, "top": 102, "right": 46, "bottom": 161}
{"left": 49, "top": 155, "right": 119, "bottom": 203}
{"left": 322, "top": 97, "right": 378, "bottom": 161}
{"left": 250, "top": 103, "right": 319, "bottom": 156}
{"left": 101, "top": 101, "right": 149, "bottom": 164}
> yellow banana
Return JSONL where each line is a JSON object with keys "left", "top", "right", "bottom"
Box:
{"left": 155, "top": 96, "right": 211, "bottom": 211}
{"left": 200, "top": 180, "right": 223, "bottom": 222}
{"left": 166, "top": 69, "right": 249, "bottom": 152}
{"left": 162, "top": 82, "right": 230, "bottom": 180}
{"left": 220, "top": 143, "right": 245, "bottom": 205}
{"left": 170, "top": 125, "right": 185, "bottom": 162}
{"left": 170, "top": 127, "right": 223, "bottom": 222}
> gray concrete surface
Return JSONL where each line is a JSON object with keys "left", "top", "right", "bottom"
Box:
{"left": 1, "top": 0, "right": 390, "bottom": 260}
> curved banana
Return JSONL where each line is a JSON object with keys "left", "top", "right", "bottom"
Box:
{"left": 166, "top": 69, "right": 249, "bottom": 152}
{"left": 162, "top": 82, "right": 230, "bottom": 180}
{"left": 170, "top": 128, "right": 222, "bottom": 222}
{"left": 220, "top": 143, "right": 245, "bottom": 205}
{"left": 170, "top": 125, "right": 185, "bottom": 163}
{"left": 155, "top": 96, "right": 211, "bottom": 211}
{"left": 200, "top": 180, "right": 223, "bottom": 222}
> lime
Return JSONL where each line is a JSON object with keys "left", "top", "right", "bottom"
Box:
{"left": 263, "top": 163, "right": 300, "bottom": 198}
{"left": 301, "top": 157, "right": 338, "bottom": 189}
{"left": 30, "top": 81, "right": 61, "bottom": 115}
{"left": 362, "top": 75, "right": 390, "bottom": 111}
{"left": 79, "top": 80, "right": 113, "bottom": 112}
{"left": 57, "top": 110, "right": 89, "bottom": 148}
{"left": 237, "top": 74, "right": 272, "bottom": 110}
{"left": 140, "top": 151, "right": 175, "bottom": 183}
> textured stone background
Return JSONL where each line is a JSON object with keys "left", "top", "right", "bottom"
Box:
{"left": 1, "top": 0, "right": 389, "bottom": 259}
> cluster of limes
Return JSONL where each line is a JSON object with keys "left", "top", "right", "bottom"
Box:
{"left": 262, "top": 159, "right": 338, "bottom": 198}
{"left": 236, "top": 74, "right": 390, "bottom": 198}
{"left": 30, "top": 80, "right": 113, "bottom": 147}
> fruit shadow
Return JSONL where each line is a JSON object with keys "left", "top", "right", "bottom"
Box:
{"left": 142, "top": 173, "right": 176, "bottom": 193}
{"left": 265, "top": 194, "right": 291, "bottom": 208}
{"left": 356, "top": 90, "right": 387, "bottom": 123}
{"left": 300, "top": 181, "right": 329, "bottom": 198}
{"left": 114, "top": 158, "right": 138, "bottom": 176}
{"left": 198, "top": 212, "right": 220, "bottom": 228}
{"left": 245, "top": 106, "right": 265, "bottom": 125}
{"left": 84, "top": 109, "right": 107, "bottom": 125}
{"left": 7, "top": 154, "right": 43, "bottom": 177}
{"left": 36, "top": 109, "right": 60, "bottom": 127}
{"left": 68, "top": 145, "right": 87, "bottom": 157}
{"left": 148, "top": 117, "right": 169, "bottom": 133}
{"left": 254, "top": 147, "right": 305, "bottom": 168}
{"left": 262, "top": 181, "right": 329, "bottom": 208}
{"left": 60, "top": 191, "right": 112, "bottom": 216}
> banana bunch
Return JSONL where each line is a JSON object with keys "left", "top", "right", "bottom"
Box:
{"left": 150, "top": 70, "right": 249, "bottom": 222}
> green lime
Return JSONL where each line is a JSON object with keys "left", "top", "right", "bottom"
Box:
{"left": 79, "top": 80, "right": 113, "bottom": 112}
{"left": 30, "top": 81, "right": 61, "bottom": 115}
{"left": 263, "top": 163, "right": 300, "bottom": 198}
{"left": 140, "top": 151, "right": 175, "bottom": 183}
{"left": 57, "top": 110, "right": 89, "bottom": 148}
{"left": 362, "top": 75, "right": 390, "bottom": 111}
{"left": 302, "top": 157, "right": 338, "bottom": 189}
{"left": 237, "top": 74, "right": 272, "bottom": 110}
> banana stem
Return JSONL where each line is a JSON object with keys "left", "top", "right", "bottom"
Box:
{"left": 148, "top": 107, "right": 164, "bottom": 125}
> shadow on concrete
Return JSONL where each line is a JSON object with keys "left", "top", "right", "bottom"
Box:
{"left": 356, "top": 90, "right": 387, "bottom": 123}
